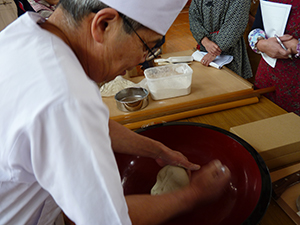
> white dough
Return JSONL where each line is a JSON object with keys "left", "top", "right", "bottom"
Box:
{"left": 100, "top": 76, "right": 137, "bottom": 97}
{"left": 151, "top": 165, "right": 190, "bottom": 195}
{"left": 100, "top": 76, "right": 149, "bottom": 97}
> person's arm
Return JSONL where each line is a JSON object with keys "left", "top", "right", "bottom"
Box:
{"left": 32, "top": 99, "right": 133, "bottom": 224}
{"left": 109, "top": 119, "right": 200, "bottom": 170}
{"left": 249, "top": 29, "right": 295, "bottom": 59}
{"left": 189, "top": 0, "right": 221, "bottom": 56}
{"left": 189, "top": 0, "right": 209, "bottom": 48}
{"left": 189, "top": 0, "right": 221, "bottom": 61}
{"left": 249, "top": 2, "right": 299, "bottom": 59}
{"left": 126, "top": 160, "right": 231, "bottom": 225}
{"left": 200, "top": 37, "right": 221, "bottom": 56}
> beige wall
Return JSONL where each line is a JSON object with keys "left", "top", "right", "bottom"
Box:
{"left": 0, "top": 0, "right": 17, "bottom": 31}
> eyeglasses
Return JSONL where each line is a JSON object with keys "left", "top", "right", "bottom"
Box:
{"left": 122, "top": 16, "right": 163, "bottom": 61}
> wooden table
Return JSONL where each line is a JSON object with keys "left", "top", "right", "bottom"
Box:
{"left": 106, "top": 50, "right": 297, "bottom": 224}
{"left": 102, "top": 50, "right": 276, "bottom": 130}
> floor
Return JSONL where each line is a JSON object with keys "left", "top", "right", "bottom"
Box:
{"left": 162, "top": 7, "right": 197, "bottom": 54}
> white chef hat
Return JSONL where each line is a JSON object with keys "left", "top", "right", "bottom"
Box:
{"left": 100, "top": 0, "right": 188, "bottom": 35}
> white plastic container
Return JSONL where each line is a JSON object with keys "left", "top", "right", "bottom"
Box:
{"left": 144, "top": 63, "right": 193, "bottom": 100}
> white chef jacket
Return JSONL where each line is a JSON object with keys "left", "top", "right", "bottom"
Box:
{"left": 0, "top": 12, "right": 131, "bottom": 225}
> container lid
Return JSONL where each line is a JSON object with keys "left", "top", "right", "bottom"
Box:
{"left": 144, "top": 63, "right": 193, "bottom": 80}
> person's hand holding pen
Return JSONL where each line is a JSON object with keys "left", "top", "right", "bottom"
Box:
{"left": 274, "top": 34, "right": 293, "bottom": 59}
{"left": 281, "top": 35, "right": 300, "bottom": 58}
{"left": 256, "top": 34, "right": 294, "bottom": 59}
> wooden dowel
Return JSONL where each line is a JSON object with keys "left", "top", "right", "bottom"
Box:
{"left": 111, "top": 86, "right": 275, "bottom": 123}
{"left": 124, "top": 97, "right": 259, "bottom": 130}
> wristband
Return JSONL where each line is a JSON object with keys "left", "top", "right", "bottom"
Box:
{"left": 248, "top": 29, "right": 267, "bottom": 54}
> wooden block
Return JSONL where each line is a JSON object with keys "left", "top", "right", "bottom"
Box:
{"left": 230, "top": 113, "right": 300, "bottom": 170}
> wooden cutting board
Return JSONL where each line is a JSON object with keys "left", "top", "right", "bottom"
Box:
{"left": 102, "top": 50, "right": 254, "bottom": 126}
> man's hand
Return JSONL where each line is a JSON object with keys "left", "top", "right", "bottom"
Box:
{"left": 154, "top": 145, "right": 200, "bottom": 171}
{"left": 125, "top": 160, "right": 231, "bottom": 225}
{"left": 188, "top": 160, "right": 231, "bottom": 205}
{"left": 109, "top": 119, "right": 200, "bottom": 171}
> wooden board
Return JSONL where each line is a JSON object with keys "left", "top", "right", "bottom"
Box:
{"left": 230, "top": 113, "right": 300, "bottom": 170}
{"left": 271, "top": 163, "right": 300, "bottom": 225}
{"left": 102, "top": 50, "right": 254, "bottom": 125}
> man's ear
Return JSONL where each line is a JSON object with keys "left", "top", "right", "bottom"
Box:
{"left": 91, "top": 8, "right": 120, "bottom": 43}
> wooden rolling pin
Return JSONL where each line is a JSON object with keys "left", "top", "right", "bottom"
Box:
{"left": 124, "top": 97, "right": 259, "bottom": 130}
{"left": 112, "top": 86, "right": 275, "bottom": 124}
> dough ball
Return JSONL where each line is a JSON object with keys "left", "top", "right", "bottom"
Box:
{"left": 151, "top": 165, "right": 190, "bottom": 195}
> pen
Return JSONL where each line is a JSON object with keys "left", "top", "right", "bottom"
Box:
{"left": 274, "top": 34, "right": 293, "bottom": 60}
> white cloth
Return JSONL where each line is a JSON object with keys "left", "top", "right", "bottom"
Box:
{"left": 192, "top": 50, "right": 233, "bottom": 69}
{"left": 0, "top": 12, "right": 131, "bottom": 225}
{"left": 101, "top": 0, "right": 188, "bottom": 35}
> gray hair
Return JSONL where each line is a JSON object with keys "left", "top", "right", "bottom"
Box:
{"left": 58, "top": 0, "right": 144, "bottom": 33}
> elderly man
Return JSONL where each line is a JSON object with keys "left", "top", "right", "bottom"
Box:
{"left": 0, "top": 0, "right": 231, "bottom": 224}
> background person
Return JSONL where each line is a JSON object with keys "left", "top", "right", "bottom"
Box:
{"left": 189, "top": 0, "right": 253, "bottom": 79}
{"left": 248, "top": 0, "right": 300, "bottom": 115}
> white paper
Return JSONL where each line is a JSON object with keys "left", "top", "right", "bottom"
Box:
{"left": 260, "top": 0, "right": 292, "bottom": 68}
{"left": 192, "top": 50, "right": 233, "bottom": 69}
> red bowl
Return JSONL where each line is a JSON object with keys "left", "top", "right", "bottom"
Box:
{"left": 115, "top": 122, "right": 271, "bottom": 225}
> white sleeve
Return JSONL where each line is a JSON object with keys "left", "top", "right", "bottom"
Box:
{"left": 28, "top": 97, "right": 131, "bottom": 225}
